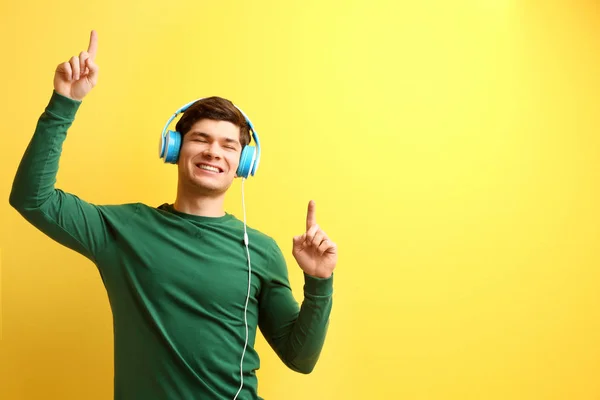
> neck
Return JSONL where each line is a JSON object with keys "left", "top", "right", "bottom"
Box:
{"left": 173, "top": 183, "right": 226, "bottom": 217}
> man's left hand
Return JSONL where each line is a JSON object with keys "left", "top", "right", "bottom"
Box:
{"left": 292, "top": 200, "right": 337, "bottom": 279}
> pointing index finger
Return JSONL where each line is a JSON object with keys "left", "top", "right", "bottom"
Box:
{"left": 87, "top": 30, "right": 98, "bottom": 60}
{"left": 306, "top": 200, "right": 316, "bottom": 230}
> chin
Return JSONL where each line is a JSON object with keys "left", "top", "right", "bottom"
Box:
{"left": 190, "top": 175, "right": 233, "bottom": 194}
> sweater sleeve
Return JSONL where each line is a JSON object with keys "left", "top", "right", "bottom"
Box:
{"left": 258, "top": 239, "right": 333, "bottom": 374}
{"left": 9, "top": 91, "right": 114, "bottom": 263}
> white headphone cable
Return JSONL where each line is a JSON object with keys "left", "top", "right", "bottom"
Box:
{"left": 233, "top": 177, "right": 252, "bottom": 400}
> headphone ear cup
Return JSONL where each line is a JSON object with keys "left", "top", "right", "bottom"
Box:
{"left": 237, "top": 145, "right": 256, "bottom": 178}
{"left": 159, "top": 133, "right": 167, "bottom": 159}
{"left": 161, "top": 130, "right": 182, "bottom": 164}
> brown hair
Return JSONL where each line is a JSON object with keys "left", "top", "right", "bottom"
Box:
{"left": 175, "top": 96, "right": 251, "bottom": 147}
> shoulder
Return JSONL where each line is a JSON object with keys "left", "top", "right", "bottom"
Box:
{"left": 247, "top": 224, "right": 276, "bottom": 244}
{"left": 233, "top": 218, "right": 279, "bottom": 248}
{"left": 244, "top": 223, "right": 288, "bottom": 271}
{"left": 226, "top": 215, "right": 284, "bottom": 256}
{"left": 95, "top": 202, "right": 166, "bottom": 222}
{"left": 96, "top": 202, "right": 144, "bottom": 214}
{"left": 99, "top": 202, "right": 184, "bottom": 216}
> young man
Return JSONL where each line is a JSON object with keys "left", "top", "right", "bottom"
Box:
{"left": 9, "top": 30, "right": 337, "bottom": 400}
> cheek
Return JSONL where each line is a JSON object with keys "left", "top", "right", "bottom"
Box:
{"left": 226, "top": 153, "right": 240, "bottom": 170}
{"left": 178, "top": 144, "right": 197, "bottom": 162}
{"left": 177, "top": 152, "right": 189, "bottom": 167}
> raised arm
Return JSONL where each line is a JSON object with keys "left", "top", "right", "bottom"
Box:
{"left": 9, "top": 30, "right": 112, "bottom": 263}
{"left": 258, "top": 201, "right": 337, "bottom": 373}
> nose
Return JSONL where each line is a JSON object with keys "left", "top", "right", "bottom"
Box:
{"left": 202, "top": 142, "right": 221, "bottom": 159}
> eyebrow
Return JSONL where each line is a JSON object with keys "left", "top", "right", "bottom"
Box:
{"left": 190, "top": 131, "right": 240, "bottom": 145}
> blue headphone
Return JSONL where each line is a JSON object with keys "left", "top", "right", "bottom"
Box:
{"left": 159, "top": 98, "right": 261, "bottom": 178}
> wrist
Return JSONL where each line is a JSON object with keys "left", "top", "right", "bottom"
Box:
{"left": 303, "top": 272, "right": 333, "bottom": 297}
{"left": 46, "top": 90, "right": 82, "bottom": 120}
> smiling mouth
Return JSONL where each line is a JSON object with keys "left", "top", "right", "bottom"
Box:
{"left": 195, "top": 163, "right": 223, "bottom": 173}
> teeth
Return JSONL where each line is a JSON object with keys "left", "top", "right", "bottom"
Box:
{"left": 198, "top": 164, "right": 219, "bottom": 173}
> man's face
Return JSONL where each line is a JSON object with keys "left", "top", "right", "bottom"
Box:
{"left": 177, "top": 118, "right": 241, "bottom": 196}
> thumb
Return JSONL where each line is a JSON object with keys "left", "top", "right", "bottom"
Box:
{"left": 85, "top": 57, "right": 99, "bottom": 85}
{"left": 293, "top": 233, "right": 306, "bottom": 246}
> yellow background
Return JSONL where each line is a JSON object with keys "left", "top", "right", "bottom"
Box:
{"left": 1, "top": 0, "right": 599, "bottom": 399}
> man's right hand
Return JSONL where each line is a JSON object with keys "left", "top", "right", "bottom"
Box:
{"left": 54, "top": 30, "right": 99, "bottom": 101}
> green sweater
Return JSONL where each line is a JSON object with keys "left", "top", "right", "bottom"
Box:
{"left": 9, "top": 91, "right": 333, "bottom": 400}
